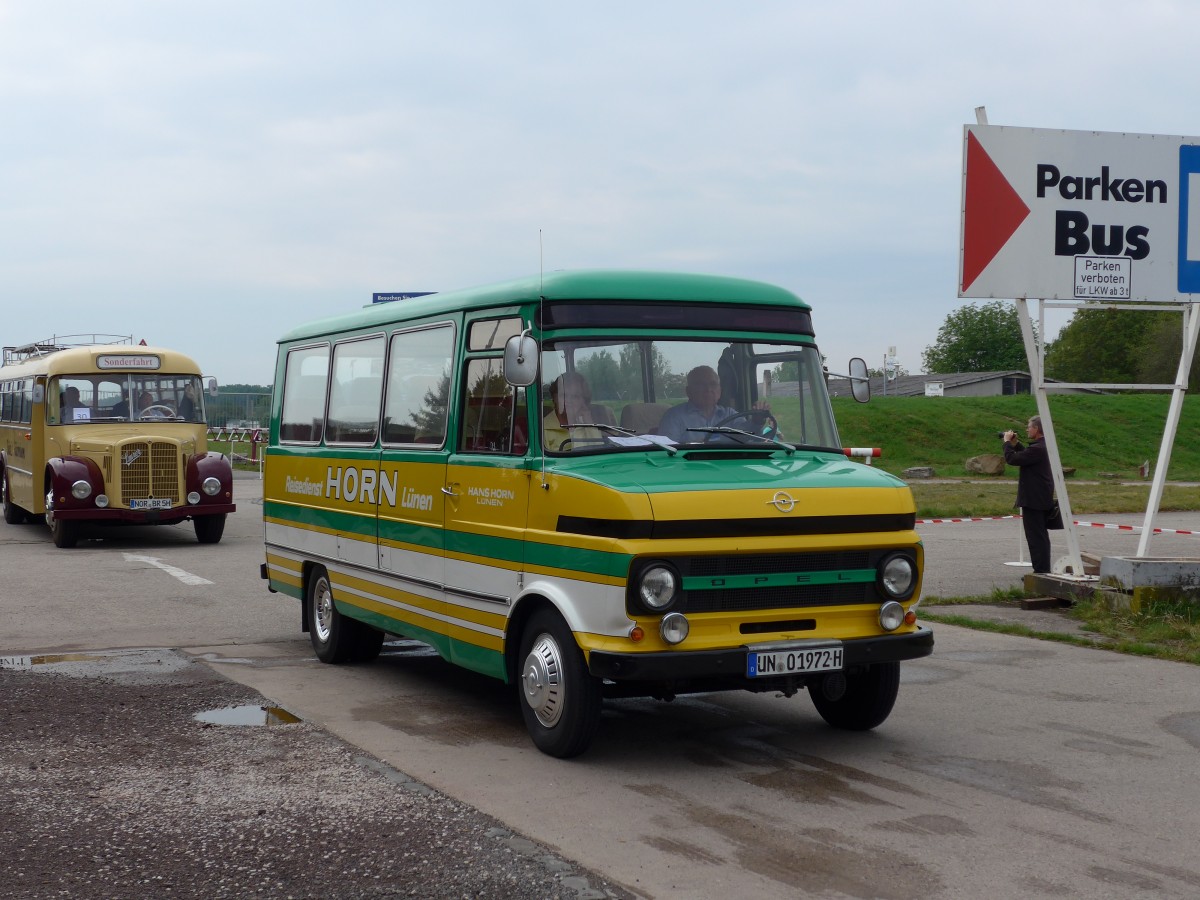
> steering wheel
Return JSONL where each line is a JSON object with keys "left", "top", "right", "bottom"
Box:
{"left": 710, "top": 409, "right": 778, "bottom": 441}
{"left": 140, "top": 404, "right": 176, "bottom": 419}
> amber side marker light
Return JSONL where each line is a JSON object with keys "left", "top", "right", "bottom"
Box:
{"left": 629, "top": 625, "right": 645, "bottom": 643}
{"left": 905, "top": 611, "right": 918, "bottom": 626}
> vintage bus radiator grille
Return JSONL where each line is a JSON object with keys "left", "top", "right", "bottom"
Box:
{"left": 676, "top": 551, "right": 877, "bottom": 613}
{"left": 119, "top": 442, "right": 181, "bottom": 504}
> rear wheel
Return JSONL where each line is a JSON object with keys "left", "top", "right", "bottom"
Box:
{"left": 517, "top": 609, "right": 602, "bottom": 758}
{"left": 809, "top": 662, "right": 900, "bottom": 731}
{"left": 194, "top": 514, "right": 226, "bottom": 544}
{"left": 306, "top": 565, "right": 383, "bottom": 664}
{"left": 3, "top": 471, "right": 28, "bottom": 525}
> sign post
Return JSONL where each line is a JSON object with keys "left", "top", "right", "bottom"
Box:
{"left": 960, "top": 119, "right": 1200, "bottom": 568}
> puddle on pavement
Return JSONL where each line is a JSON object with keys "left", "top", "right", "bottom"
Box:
{"left": 194, "top": 704, "right": 302, "bottom": 727}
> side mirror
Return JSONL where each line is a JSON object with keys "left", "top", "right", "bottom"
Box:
{"left": 503, "top": 332, "right": 539, "bottom": 387}
{"left": 206, "top": 377, "right": 219, "bottom": 397}
{"left": 849, "top": 357, "right": 870, "bottom": 403}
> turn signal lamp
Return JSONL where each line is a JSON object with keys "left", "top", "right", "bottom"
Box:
{"left": 629, "top": 625, "right": 645, "bottom": 643}
{"left": 904, "top": 610, "right": 917, "bottom": 626}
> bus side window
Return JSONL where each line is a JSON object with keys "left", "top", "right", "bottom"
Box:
{"left": 382, "top": 325, "right": 454, "bottom": 447}
{"left": 460, "top": 358, "right": 525, "bottom": 454}
{"left": 326, "top": 335, "right": 384, "bottom": 445}
{"left": 280, "top": 345, "right": 330, "bottom": 444}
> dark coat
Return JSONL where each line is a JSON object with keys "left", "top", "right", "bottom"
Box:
{"left": 1004, "top": 437, "right": 1054, "bottom": 510}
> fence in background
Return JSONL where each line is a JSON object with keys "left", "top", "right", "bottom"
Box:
{"left": 204, "top": 391, "right": 271, "bottom": 429}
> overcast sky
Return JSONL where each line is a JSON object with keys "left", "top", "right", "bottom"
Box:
{"left": 3, "top": 1, "right": 1199, "bottom": 386}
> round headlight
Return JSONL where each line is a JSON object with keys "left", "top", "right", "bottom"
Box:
{"left": 639, "top": 565, "right": 678, "bottom": 610}
{"left": 70, "top": 480, "right": 92, "bottom": 500}
{"left": 879, "top": 600, "right": 905, "bottom": 632}
{"left": 201, "top": 476, "right": 221, "bottom": 497}
{"left": 95, "top": 494, "right": 109, "bottom": 508}
{"left": 880, "top": 554, "right": 916, "bottom": 599}
{"left": 187, "top": 491, "right": 201, "bottom": 505}
{"left": 660, "top": 613, "right": 690, "bottom": 645}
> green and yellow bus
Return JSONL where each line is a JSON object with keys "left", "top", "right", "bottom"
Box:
{"left": 261, "top": 270, "right": 932, "bottom": 757}
{"left": 0, "top": 337, "right": 235, "bottom": 548}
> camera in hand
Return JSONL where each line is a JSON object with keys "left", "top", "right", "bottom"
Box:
{"left": 996, "top": 431, "right": 1008, "bottom": 439}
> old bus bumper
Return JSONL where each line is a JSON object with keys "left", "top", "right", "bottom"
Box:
{"left": 587, "top": 626, "right": 933, "bottom": 682}
{"left": 53, "top": 503, "right": 237, "bottom": 525}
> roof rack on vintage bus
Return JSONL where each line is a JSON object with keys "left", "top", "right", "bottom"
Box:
{"left": 2, "top": 334, "right": 134, "bottom": 367}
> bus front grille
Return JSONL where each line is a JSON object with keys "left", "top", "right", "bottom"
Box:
{"left": 119, "top": 442, "right": 181, "bottom": 505}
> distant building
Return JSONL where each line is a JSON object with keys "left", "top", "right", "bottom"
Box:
{"left": 826, "top": 370, "right": 1102, "bottom": 399}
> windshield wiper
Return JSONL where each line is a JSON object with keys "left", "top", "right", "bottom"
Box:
{"left": 686, "top": 426, "right": 796, "bottom": 454}
{"left": 565, "top": 422, "right": 678, "bottom": 455}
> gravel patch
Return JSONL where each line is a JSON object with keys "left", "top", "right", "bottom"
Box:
{"left": 0, "top": 651, "right": 635, "bottom": 899}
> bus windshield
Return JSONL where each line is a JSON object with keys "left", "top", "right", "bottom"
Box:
{"left": 49, "top": 374, "right": 206, "bottom": 425}
{"left": 539, "top": 338, "right": 839, "bottom": 454}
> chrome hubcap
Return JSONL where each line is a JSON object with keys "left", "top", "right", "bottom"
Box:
{"left": 44, "top": 490, "right": 56, "bottom": 528}
{"left": 313, "top": 578, "right": 334, "bottom": 642}
{"left": 522, "top": 633, "right": 564, "bottom": 728}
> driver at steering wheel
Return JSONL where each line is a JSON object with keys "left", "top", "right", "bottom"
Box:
{"left": 658, "top": 365, "right": 769, "bottom": 444}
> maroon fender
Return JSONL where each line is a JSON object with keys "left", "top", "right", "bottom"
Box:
{"left": 186, "top": 452, "right": 236, "bottom": 510}
{"left": 45, "top": 456, "right": 106, "bottom": 511}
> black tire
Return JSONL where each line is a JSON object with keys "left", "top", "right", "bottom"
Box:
{"left": 809, "top": 662, "right": 900, "bottom": 731}
{"left": 194, "top": 514, "right": 226, "bottom": 544}
{"left": 3, "top": 471, "right": 27, "bottom": 525}
{"left": 48, "top": 513, "right": 78, "bottom": 549}
{"left": 517, "top": 609, "right": 602, "bottom": 758}
{"left": 306, "top": 566, "right": 383, "bottom": 664}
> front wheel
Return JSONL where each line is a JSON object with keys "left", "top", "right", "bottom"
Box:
{"left": 809, "top": 662, "right": 900, "bottom": 731}
{"left": 46, "top": 496, "right": 79, "bottom": 549}
{"left": 306, "top": 565, "right": 383, "bottom": 664}
{"left": 194, "top": 514, "right": 226, "bottom": 544}
{"left": 517, "top": 609, "right": 602, "bottom": 758}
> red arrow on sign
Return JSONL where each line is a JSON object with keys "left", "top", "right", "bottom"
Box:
{"left": 961, "top": 131, "right": 1030, "bottom": 292}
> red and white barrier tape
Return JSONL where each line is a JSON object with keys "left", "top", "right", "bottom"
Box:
{"left": 916, "top": 515, "right": 1199, "bottom": 536}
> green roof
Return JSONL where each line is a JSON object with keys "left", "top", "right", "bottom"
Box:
{"left": 277, "top": 269, "right": 809, "bottom": 344}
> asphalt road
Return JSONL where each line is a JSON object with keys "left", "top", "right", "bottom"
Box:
{"left": 5, "top": 473, "right": 1200, "bottom": 898}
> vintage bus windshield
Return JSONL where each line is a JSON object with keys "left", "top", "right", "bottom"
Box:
{"left": 48, "top": 374, "right": 206, "bottom": 424}
{"left": 539, "top": 338, "right": 839, "bottom": 454}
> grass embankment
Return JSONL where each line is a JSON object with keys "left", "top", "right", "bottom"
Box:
{"left": 832, "top": 392, "right": 1200, "bottom": 482}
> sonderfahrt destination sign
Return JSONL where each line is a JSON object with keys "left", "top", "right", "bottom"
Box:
{"left": 959, "top": 124, "right": 1200, "bottom": 301}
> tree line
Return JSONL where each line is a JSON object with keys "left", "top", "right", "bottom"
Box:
{"left": 922, "top": 301, "right": 1200, "bottom": 390}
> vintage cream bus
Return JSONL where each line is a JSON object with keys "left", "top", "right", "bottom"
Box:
{"left": 261, "top": 271, "right": 932, "bottom": 757}
{"left": 0, "top": 336, "right": 235, "bottom": 548}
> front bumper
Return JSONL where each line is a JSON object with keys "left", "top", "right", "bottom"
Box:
{"left": 588, "top": 626, "right": 933, "bottom": 681}
{"left": 53, "top": 503, "right": 237, "bottom": 525}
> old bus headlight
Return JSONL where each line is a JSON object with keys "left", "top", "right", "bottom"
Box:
{"left": 878, "top": 553, "right": 916, "bottom": 600}
{"left": 660, "top": 613, "right": 690, "bottom": 645}
{"left": 187, "top": 491, "right": 201, "bottom": 505}
{"left": 95, "top": 494, "right": 110, "bottom": 508}
{"left": 639, "top": 565, "right": 678, "bottom": 611}
{"left": 70, "top": 480, "right": 92, "bottom": 500}
{"left": 201, "top": 476, "right": 222, "bottom": 497}
{"left": 879, "top": 600, "right": 905, "bottom": 632}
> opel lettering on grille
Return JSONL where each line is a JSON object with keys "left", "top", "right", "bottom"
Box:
{"left": 123, "top": 449, "right": 143, "bottom": 467}
{"left": 766, "top": 491, "right": 796, "bottom": 513}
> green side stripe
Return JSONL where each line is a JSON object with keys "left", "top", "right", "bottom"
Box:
{"left": 345, "top": 604, "right": 507, "bottom": 681}
{"left": 266, "top": 500, "right": 631, "bottom": 578}
{"left": 682, "top": 570, "right": 876, "bottom": 590}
